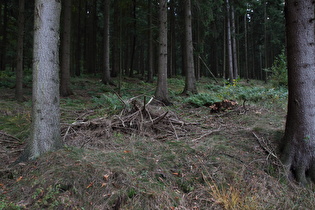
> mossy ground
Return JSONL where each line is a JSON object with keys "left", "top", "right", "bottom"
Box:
{"left": 1, "top": 76, "right": 314, "bottom": 209}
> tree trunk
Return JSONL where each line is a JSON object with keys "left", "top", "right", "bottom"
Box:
{"left": 182, "top": 0, "right": 197, "bottom": 95}
{"left": 244, "top": 13, "right": 249, "bottom": 80}
{"left": 75, "top": 0, "right": 82, "bottom": 77}
{"left": 146, "top": 0, "right": 154, "bottom": 83}
{"left": 263, "top": 0, "right": 268, "bottom": 82}
{"left": 231, "top": 2, "right": 238, "bottom": 79}
{"left": 60, "top": 0, "right": 73, "bottom": 97}
{"left": 281, "top": 0, "right": 315, "bottom": 185}
{"left": 0, "top": 1, "right": 7, "bottom": 71}
{"left": 223, "top": 18, "right": 226, "bottom": 79}
{"left": 86, "top": 0, "right": 97, "bottom": 74}
{"left": 225, "top": 0, "right": 234, "bottom": 82}
{"left": 155, "top": 0, "right": 171, "bottom": 105}
{"left": 21, "top": 0, "right": 63, "bottom": 160}
{"left": 129, "top": 0, "right": 137, "bottom": 77}
{"left": 112, "top": 0, "right": 120, "bottom": 78}
{"left": 102, "top": 0, "right": 112, "bottom": 85}
{"left": 15, "top": 0, "right": 25, "bottom": 102}
{"left": 0, "top": 1, "right": 2, "bottom": 70}
{"left": 170, "top": 0, "right": 177, "bottom": 77}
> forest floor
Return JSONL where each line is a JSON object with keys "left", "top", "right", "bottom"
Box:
{"left": 1, "top": 76, "right": 315, "bottom": 209}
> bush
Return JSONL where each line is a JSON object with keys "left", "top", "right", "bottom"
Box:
{"left": 184, "top": 93, "right": 220, "bottom": 107}
{"left": 266, "top": 50, "right": 287, "bottom": 87}
{"left": 92, "top": 93, "right": 124, "bottom": 111}
{"left": 186, "top": 83, "right": 288, "bottom": 108}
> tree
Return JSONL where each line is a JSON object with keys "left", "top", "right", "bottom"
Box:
{"left": 182, "top": 0, "right": 197, "bottom": 95}
{"left": 231, "top": 1, "right": 238, "bottom": 79}
{"left": 225, "top": 0, "right": 234, "bottom": 82}
{"left": 0, "top": 0, "right": 8, "bottom": 71}
{"left": 21, "top": 0, "right": 63, "bottom": 160}
{"left": 85, "top": 0, "right": 97, "bottom": 74}
{"left": 15, "top": 0, "right": 25, "bottom": 102}
{"left": 60, "top": 0, "right": 73, "bottom": 97}
{"left": 281, "top": 0, "right": 315, "bottom": 185}
{"left": 74, "top": 0, "right": 83, "bottom": 77}
{"left": 146, "top": 0, "right": 154, "bottom": 83}
{"left": 101, "top": 0, "right": 112, "bottom": 85}
{"left": 155, "top": 0, "right": 171, "bottom": 105}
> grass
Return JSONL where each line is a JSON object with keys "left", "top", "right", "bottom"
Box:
{"left": 1, "top": 76, "right": 315, "bottom": 209}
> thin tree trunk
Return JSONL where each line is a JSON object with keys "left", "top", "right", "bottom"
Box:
{"left": 102, "top": 0, "right": 112, "bottom": 85}
{"left": 170, "top": 0, "right": 177, "bottom": 76}
{"left": 75, "top": 0, "right": 82, "bottom": 76}
{"left": 0, "top": 1, "right": 7, "bottom": 71}
{"left": 264, "top": 0, "right": 268, "bottom": 82}
{"left": 112, "top": 0, "right": 120, "bottom": 78}
{"left": 231, "top": 2, "right": 238, "bottom": 79}
{"left": 244, "top": 13, "right": 248, "bottom": 80}
{"left": 86, "top": 0, "right": 97, "bottom": 74}
{"left": 147, "top": 0, "right": 154, "bottom": 82}
{"left": 223, "top": 18, "right": 226, "bottom": 78}
{"left": 129, "top": 0, "right": 137, "bottom": 77}
{"left": 155, "top": 0, "right": 171, "bottom": 105}
{"left": 0, "top": 2, "right": 2, "bottom": 71}
{"left": 15, "top": 0, "right": 25, "bottom": 102}
{"left": 182, "top": 0, "right": 197, "bottom": 95}
{"left": 60, "top": 0, "right": 73, "bottom": 97}
{"left": 195, "top": 15, "right": 201, "bottom": 80}
{"left": 226, "top": 0, "right": 234, "bottom": 82}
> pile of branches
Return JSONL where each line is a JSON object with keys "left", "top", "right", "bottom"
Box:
{"left": 62, "top": 98, "right": 198, "bottom": 148}
{"left": 111, "top": 98, "right": 194, "bottom": 137}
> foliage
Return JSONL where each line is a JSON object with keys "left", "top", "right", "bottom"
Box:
{"left": 92, "top": 93, "right": 125, "bottom": 113}
{"left": 0, "top": 69, "right": 15, "bottom": 88}
{"left": 186, "top": 82, "right": 287, "bottom": 107}
{"left": 0, "top": 101, "right": 31, "bottom": 140}
{"left": 184, "top": 93, "right": 220, "bottom": 107}
{"left": 0, "top": 69, "right": 32, "bottom": 88}
{"left": 266, "top": 50, "right": 288, "bottom": 87}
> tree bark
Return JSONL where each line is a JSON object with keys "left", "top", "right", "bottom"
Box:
{"left": 0, "top": 1, "right": 7, "bottom": 71}
{"left": 155, "top": 0, "right": 171, "bottom": 105}
{"left": 281, "top": 0, "right": 315, "bottom": 185}
{"left": 112, "top": 0, "right": 120, "bottom": 78}
{"left": 168, "top": 0, "right": 176, "bottom": 77}
{"left": 85, "top": 0, "right": 97, "bottom": 74}
{"left": 182, "top": 0, "right": 197, "bottom": 95}
{"left": 146, "top": 0, "right": 154, "bottom": 83}
{"left": 129, "top": 0, "right": 137, "bottom": 77}
{"left": 75, "top": 0, "right": 82, "bottom": 77}
{"left": 225, "top": 0, "right": 234, "bottom": 82}
{"left": 264, "top": 0, "right": 268, "bottom": 82}
{"left": 21, "top": 0, "right": 62, "bottom": 160}
{"left": 60, "top": 0, "right": 73, "bottom": 97}
{"left": 244, "top": 13, "right": 249, "bottom": 80}
{"left": 231, "top": 2, "right": 238, "bottom": 79}
{"left": 15, "top": 0, "right": 25, "bottom": 102}
{"left": 102, "top": 0, "right": 112, "bottom": 85}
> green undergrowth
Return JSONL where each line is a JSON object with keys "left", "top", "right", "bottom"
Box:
{"left": 0, "top": 101, "right": 31, "bottom": 140}
{"left": 185, "top": 82, "right": 287, "bottom": 109}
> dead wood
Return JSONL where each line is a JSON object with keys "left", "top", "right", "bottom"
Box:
{"left": 61, "top": 98, "right": 213, "bottom": 149}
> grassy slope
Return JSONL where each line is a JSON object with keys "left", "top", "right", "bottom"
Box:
{"left": 1, "top": 76, "right": 315, "bottom": 209}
